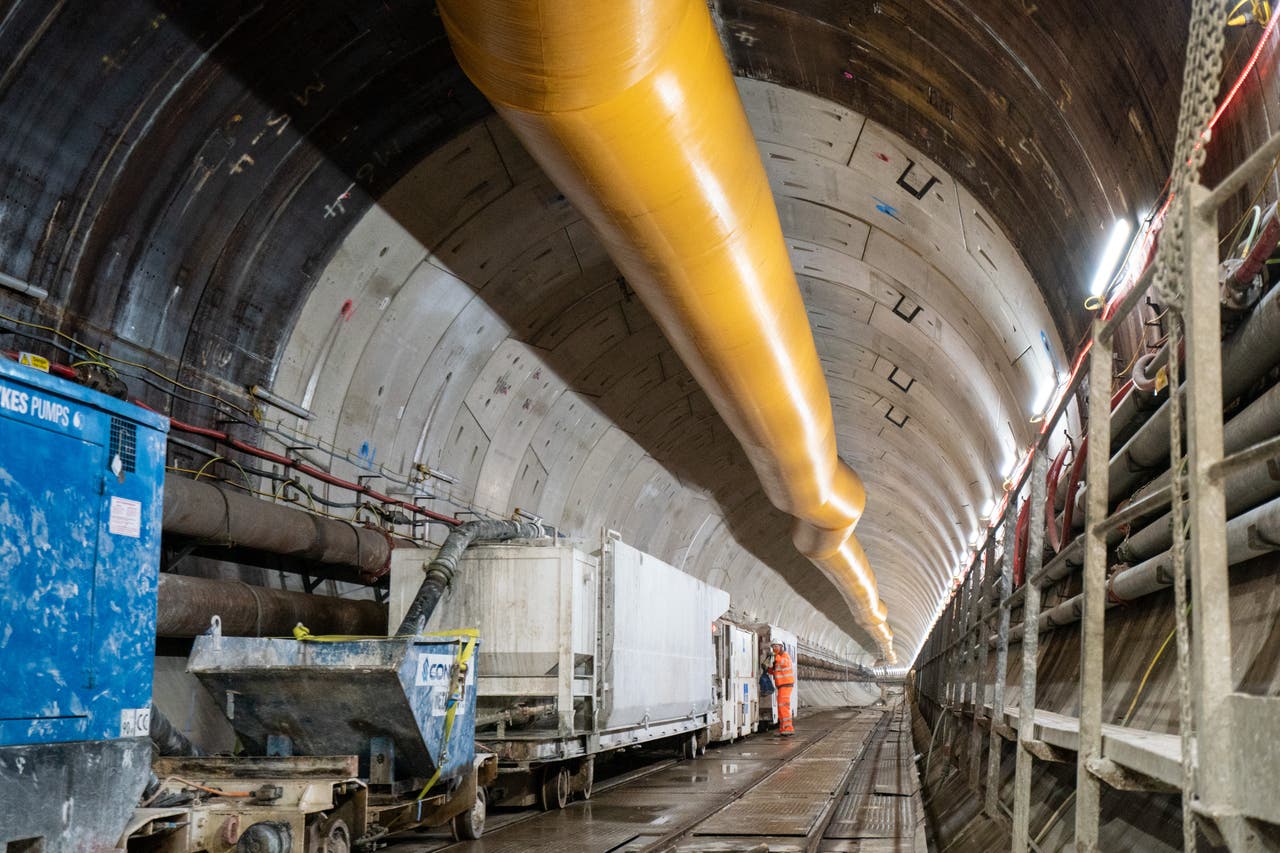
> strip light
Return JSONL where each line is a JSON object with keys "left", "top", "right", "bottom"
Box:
{"left": 1088, "top": 219, "right": 1134, "bottom": 297}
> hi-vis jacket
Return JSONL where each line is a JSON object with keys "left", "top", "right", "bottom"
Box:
{"left": 769, "top": 650, "right": 796, "bottom": 688}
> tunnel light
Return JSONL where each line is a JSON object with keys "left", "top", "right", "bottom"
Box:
{"left": 1029, "top": 381, "right": 1056, "bottom": 423}
{"left": 1088, "top": 219, "right": 1133, "bottom": 298}
{"left": 979, "top": 498, "right": 996, "bottom": 521}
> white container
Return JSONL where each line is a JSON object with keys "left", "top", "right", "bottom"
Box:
{"left": 711, "top": 620, "right": 759, "bottom": 742}
{"left": 389, "top": 531, "right": 730, "bottom": 762}
{"left": 756, "top": 624, "right": 799, "bottom": 726}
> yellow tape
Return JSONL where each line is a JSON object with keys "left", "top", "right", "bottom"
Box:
{"left": 416, "top": 630, "right": 479, "bottom": 801}
{"left": 289, "top": 624, "right": 479, "bottom": 642}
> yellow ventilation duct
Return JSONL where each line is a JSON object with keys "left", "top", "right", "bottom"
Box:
{"left": 439, "top": 0, "right": 896, "bottom": 661}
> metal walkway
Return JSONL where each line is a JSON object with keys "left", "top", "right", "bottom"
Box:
{"left": 390, "top": 703, "right": 924, "bottom": 852}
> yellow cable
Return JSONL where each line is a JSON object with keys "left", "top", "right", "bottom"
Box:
{"left": 1121, "top": 624, "right": 1177, "bottom": 726}
{"left": 192, "top": 456, "right": 224, "bottom": 481}
{"left": 1033, "top": 611, "right": 1184, "bottom": 844}
{"left": 0, "top": 311, "right": 255, "bottom": 418}
{"left": 69, "top": 359, "right": 117, "bottom": 375}
{"left": 416, "top": 630, "right": 479, "bottom": 801}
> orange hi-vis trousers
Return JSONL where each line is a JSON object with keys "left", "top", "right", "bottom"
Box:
{"left": 777, "top": 684, "right": 794, "bottom": 734}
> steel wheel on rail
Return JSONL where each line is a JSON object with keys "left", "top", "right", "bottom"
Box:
{"left": 539, "top": 765, "right": 570, "bottom": 811}
{"left": 319, "top": 819, "right": 351, "bottom": 853}
{"left": 451, "top": 787, "right": 486, "bottom": 841}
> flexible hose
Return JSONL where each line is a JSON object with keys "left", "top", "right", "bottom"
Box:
{"left": 149, "top": 704, "right": 203, "bottom": 757}
{"left": 437, "top": 0, "right": 896, "bottom": 661}
{"left": 395, "top": 519, "right": 544, "bottom": 636}
{"left": 1059, "top": 435, "right": 1087, "bottom": 550}
{"left": 1044, "top": 444, "right": 1069, "bottom": 553}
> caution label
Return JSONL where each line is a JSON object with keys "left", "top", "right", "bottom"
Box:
{"left": 108, "top": 496, "right": 142, "bottom": 538}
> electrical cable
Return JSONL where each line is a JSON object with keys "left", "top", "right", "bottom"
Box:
{"left": 147, "top": 408, "right": 463, "bottom": 526}
{"left": 0, "top": 311, "right": 257, "bottom": 419}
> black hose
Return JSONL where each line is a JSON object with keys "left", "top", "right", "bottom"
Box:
{"left": 394, "top": 519, "right": 543, "bottom": 636}
{"left": 149, "top": 704, "right": 203, "bottom": 757}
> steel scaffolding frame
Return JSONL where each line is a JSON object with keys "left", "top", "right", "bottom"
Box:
{"left": 912, "top": 129, "right": 1280, "bottom": 850}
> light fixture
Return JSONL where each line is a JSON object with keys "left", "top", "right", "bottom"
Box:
{"left": 1088, "top": 219, "right": 1133, "bottom": 298}
{"left": 979, "top": 498, "right": 996, "bottom": 521}
{"left": 1029, "top": 382, "right": 1056, "bottom": 423}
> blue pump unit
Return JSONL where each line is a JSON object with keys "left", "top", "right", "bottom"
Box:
{"left": 0, "top": 357, "right": 168, "bottom": 846}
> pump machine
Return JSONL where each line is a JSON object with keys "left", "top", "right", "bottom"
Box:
{"left": 0, "top": 357, "right": 168, "bottom": 846}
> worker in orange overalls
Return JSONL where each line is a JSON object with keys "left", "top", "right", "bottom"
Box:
{"left": 768, "top": 641, "right": 796, "bottom": 736}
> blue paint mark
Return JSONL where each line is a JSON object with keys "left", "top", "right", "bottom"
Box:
{"left": 872, "top": 196, "right": 903, "bottom": 223}
{"left": 1040, "top": 330, "right": 1062, "bottom": 376}
{"left": 358, "top": 441, "right": 377, "bottom": 469}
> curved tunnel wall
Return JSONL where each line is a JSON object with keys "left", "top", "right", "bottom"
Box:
{"left": 273, "top": 79, "right": 1064, "bottom": 660}
{"left": 1, "top": 0, "right": 1224, "bottom": 661}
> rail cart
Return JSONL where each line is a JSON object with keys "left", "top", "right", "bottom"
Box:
{"left": 388, "top": 531, "right": 730, "bottom": 809}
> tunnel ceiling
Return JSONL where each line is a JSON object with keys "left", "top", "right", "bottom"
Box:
{"left": 0, "top": 1, "right": 1190, "bottom": 659}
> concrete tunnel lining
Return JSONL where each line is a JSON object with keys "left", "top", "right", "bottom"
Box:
{"left": 272, "top": 79, "right": 1067, "bottom": 662}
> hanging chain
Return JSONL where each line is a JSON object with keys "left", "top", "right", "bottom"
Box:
{"left": 1153, "top": 0, "right": 1230, "bottom": 309}
{"left": 1165, "top": 317, "right": 1197, "bottom": 853}
{"left": 1146, "top": 5, "right": 1230, "bottom": 848}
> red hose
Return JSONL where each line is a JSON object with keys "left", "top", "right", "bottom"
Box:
{"left": 137, "top": 403, "right": 462, "bottom": 526}
{"left": 1056, "top": 376, "right": 1131, "bottom": 550}
{"left": 1044, "top": 443, "right": 1069, "bottom": 553}
{"left": 1013, "top": 497, "right": 1029, "bottom": 587}
{"left": 11, "top": 352, "right": 462, "bottom": 528}
{"left": 1059, "top": 435, "right": 1087, "bottom": 549}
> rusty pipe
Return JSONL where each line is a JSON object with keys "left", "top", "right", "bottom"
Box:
{"left": 163, "top": 475, "right": 398, "bottom": 580}
{"left": 439, "top": 0, "right": 894, "bottom": 660}
{"left": 156, "top": 573, "right": 387, "bottom": 637}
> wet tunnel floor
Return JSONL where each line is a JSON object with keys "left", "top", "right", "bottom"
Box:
{"left": 384, "top": 705, "right": 925, "bottom": 852}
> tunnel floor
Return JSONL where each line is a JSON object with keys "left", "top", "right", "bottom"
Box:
{"left": 384, "top": 703, "right": 924, "bottom": 852}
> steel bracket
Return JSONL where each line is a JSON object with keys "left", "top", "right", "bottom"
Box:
{"left": 1085, "top": 757, "right": 1177, "bottom": 793}
{"left": 1023, "top": 739, "right": 1072, "bottom": 764}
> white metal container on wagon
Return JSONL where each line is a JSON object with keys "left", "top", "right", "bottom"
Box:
{"left": 710, "top": 619, "right": 759, "bottom": 742}
{"left": 755, "top": 624, "right": 799, "bottom": 729}
{"left": 388, "top": 529, "right": 730, "bottom": 808}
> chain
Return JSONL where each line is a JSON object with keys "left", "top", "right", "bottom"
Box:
{"left": 1148, "top": 5, "right": 1230, "bottom": 846}
{"left": 1166, "top": 317, "right": 1197, "bottom": 853}
{"left": 1153, "top": 0, "right": 1230, "bottom": 308}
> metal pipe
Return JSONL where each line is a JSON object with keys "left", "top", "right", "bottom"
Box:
{"left": 0, "top": 269, "right": 47, "bottom": 300}
{"left": 394, "top": 519, "right": 544, "bottom": 636}
{"left": 1006, "top": 492, "right": 1280, "bottom": 643}
{"left": 248, "top": 384, "right": 313, "bottom": 421}
{"left": 1117, "top": 379, "right": 1280, "bottom": 561}
{"left": 1221, "top": 200, "right": 1279, "bottom": 309}
{"left": 476, "top": 703, "right": 559, "bottom": 729}
{"left": 162, "top": 475, "right": 399, "bottom": 580}
{"left": 155, "top": 573, "right": 387, "bottom": 637}
{"left": 437, "top": 0, "right": 896, "bottom": 660}
{"left": 1074, "top": 280, "right": 1280, "bottom": 521}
